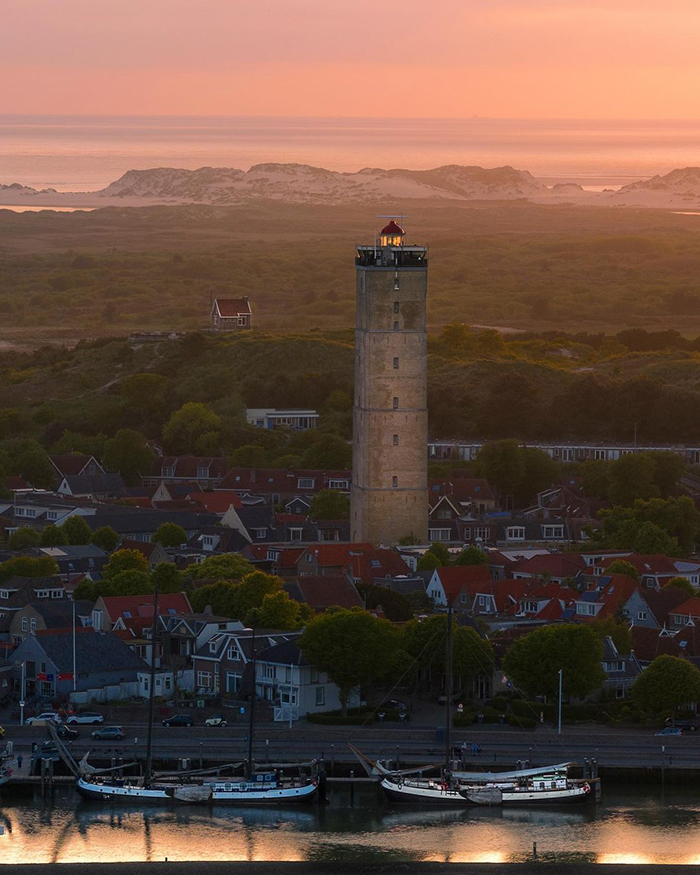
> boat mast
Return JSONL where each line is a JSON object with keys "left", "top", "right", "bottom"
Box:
{"left": 144, "top": 583, "right": 160, "bottom": 788}
{"left": 444, "top": 602, "right": 453, "bottom": 775}
{"left": 247, "top": 626, "right": 257, "bottom": 780}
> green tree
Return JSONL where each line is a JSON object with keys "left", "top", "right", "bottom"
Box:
{"left": 151, "top": 562, "right": 184, "bottom": 593}
{"left": 299, "top": 608, "right": 400, "bottom": 714}
{"left": 152, "top": 522, "right": 188, "bottom": 548}
{"left": 59, "top": 515, "right": 93, "bottom": 545}
{"left": 591, "top": 617, "right": 632, "bottom": 655}
{"left": 632, "top": 654, "right": 700, "bottom": 717}
{"left": 0, "top": 555, "right": 59, "bottom": 583}
{"left": 300, "top": 433, "right": 352, "bottom": 469}
{"left": 502, "top": 624, "right": 605, "bottom": 699}
{"left": 229, "top": 445, "right": 268, "bottom": 468}
{"left": 103, "top": 548, "right": 149, "bottom": 581}
{"left": 40, "top": 524, "right": 68, "bottom": 548}
{"left": 357, "top": 582, "right": 414, "bottom": 622}
{"left": 235, "top": 572, "right": 283, "bottom": 618}
{"left": 90, "top": 526, "right": 120, "bottom": 552}
{"left": 188, "top": 553, "right": 254, "bottom": 581}
{"left": 103, "top": 429, "right": 156, "bottom": 484}
{"left": 608, "top": 454, "right": 659, "bottom": 506}
{"left": 648, "top": 451, "right": 685, "bottom": 498}
{"left": 108, "top": 569, "right": 153, "bottom": 596}
{"left": 663, "top": 576, "right": 696, "bottom": 597}
{"left": 595, "top": 497, "right": 699, "bottom": 555}
{"left": 606, "top": 560, "right": 639, "bottom": 580}
{"left": 308, "top": 489, "right": 350, "bottom": 520}
{"left": 189, "top": 581, "right": 239, "bottom": 616}
{"left": 7, "top": 527, "right": 40, "bottom": 550}
{"left": 453, "top": 546, "right": 488, "bottom": 566}
{"left": 162, "top": 402, "right": 222, "bottom": 455}
{"left": 11, "top": 440, "right": 55, "bottom": 488}
{"left": 250, "top": 590, "right": 303, "bottom": 630}
{"left": 73, "top": 579, "right": 99, "bottom": 601}
{"left": 401, "top": 615, "right": 494, "bottom": 690}
{"left": 473, "top": 439, "right": 524, "bottom": 496}
{"left": 578, "top": 459, "right": 611, "bottom": 501}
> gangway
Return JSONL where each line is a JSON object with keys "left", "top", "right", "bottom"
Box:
{"left": 46, "top": 725, "right": 80, "bottom": 776}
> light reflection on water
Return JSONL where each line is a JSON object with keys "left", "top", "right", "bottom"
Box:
{"left": 2, "top": 786, "right": 700, "bottom": 865}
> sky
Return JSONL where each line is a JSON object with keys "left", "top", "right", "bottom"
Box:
{"left": 3, "top": 0, "right": 700, "bottom": 118}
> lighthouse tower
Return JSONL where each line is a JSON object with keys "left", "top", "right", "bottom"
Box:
{"left": 351, "top": 219, "right": 428, "bottom": 546}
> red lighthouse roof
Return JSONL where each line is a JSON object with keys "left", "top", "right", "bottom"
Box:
{"left": 380, "top": 220, "right": 405, "bottom": 236}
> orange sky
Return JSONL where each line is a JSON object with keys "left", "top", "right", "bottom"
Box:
{"left": 4, "top": 0, "right": 700, "bottom": 118}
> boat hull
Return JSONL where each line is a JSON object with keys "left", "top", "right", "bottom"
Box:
{"left": 381, "top": 778, "right": 590, "bottom": 806}
{"left": 77, "top": 776, "right": 189, "bottom": 803}
{"left": 210, "top": 781, "right": 317, "bottom": 805}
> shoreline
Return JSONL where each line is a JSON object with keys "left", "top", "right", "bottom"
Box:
{"left": 3, "top": 863, "right": 700, "bottom": 873}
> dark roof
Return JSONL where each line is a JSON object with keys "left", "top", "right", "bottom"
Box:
{"left": 62, "top": 473, "right": 126, "bottom": 495}
{"left": 34, "top": 630, "right": 147, "bottom": 673}
{"left": 87, "top": 510, "right": 217, "bottom": 534}
{"left": 24, "top": 600, "right": 93, "bottom": 627}
{"left": 286, "top": 576, "right": 363, "bottom": 611}
{"left": 257, "top": 639, "right": 308, "bottom": 666}
{"left": 51, "top": 455, "right": 102, "bottom": 477}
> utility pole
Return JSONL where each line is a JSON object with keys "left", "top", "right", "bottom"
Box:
{"left": 558, "top": 668, "right": 563, "bottom": 735}
{"left": 144, "top": 583, "right": 160, "bottom": 788}
{"left": 72, "top": 599, "right": 77, "bottom": 693}
{"left": 444, "top": 603, "right": 454, "bottom": 774}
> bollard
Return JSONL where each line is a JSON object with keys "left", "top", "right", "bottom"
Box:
{"left": 533, "top": 842, "right": 537, "bottom": 861}
{"left": 350, "top": 770, "right": 355, "bottom": 806}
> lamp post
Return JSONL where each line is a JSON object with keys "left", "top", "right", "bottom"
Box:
{"left": 557, "top": 668, "right": 563, "bottom": 735}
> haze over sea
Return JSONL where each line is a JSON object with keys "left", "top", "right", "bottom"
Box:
{"left": 2, "top": 115, "right": 700, "bottom": 193}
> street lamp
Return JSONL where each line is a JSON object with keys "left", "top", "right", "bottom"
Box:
{"left": 557, "top": 669, "right": 563, "bottom": 735}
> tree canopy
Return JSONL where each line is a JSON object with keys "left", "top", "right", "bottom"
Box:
{"left": 103, "top": 548, "right": 149, "bottom": 580}
{"left": 152, "top": 522, "right": 187, "bottom": 548}
{"left": 188, "top": 552, "right": 254, "bottom": 581}
{"left": 60, "top": 515, "right": 93, "bottom": 546}
{"left": 308, "top": 489, "right": 350, "bottom": 521}
{"left": 632, "top": 654, "right": 700, "bottom": 717}
{"left": 90, "top": 526, "right": 120, "bottom": 552}
{"left": 502, "top": 624, "right": 605, "bottom": 699}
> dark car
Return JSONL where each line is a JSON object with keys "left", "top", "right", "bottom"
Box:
{"left": 162, "top": 714, "right": 193, "bottom": 728}
{"left": 91, "top": 726, "right": 125, "bottom": 740}
{"left": 55, "top": 724, "right": 79, "bottom": 740}
{"left": 665, "top": 716, "right": 699, "bottom": 731}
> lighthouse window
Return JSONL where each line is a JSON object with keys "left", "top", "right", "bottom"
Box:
{"left": 393, "top": 301, "right": 400, "bottom": 313}
{"left": 393, "top": 434, "right": 399, "bottom": 445}
{"left": 393, "top": 357, "right": 399, "bottom": 369}
{"left": 393, "top": 321, "right": 399, "bottom": 330}
{"left": 393, "top": 397, "right": 399, "bottom": 409}
{"left": 392, "top": 476, "right": 398, "bottom": 487}
{"left": 394, "top": 277, "right": 400, "bottom": 290}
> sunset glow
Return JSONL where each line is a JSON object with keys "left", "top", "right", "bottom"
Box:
{"left": 3, "top": 0, "right": 700, "bottom": 117}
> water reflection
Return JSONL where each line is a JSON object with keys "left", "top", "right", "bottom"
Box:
{"left": 2, "top": 785, "right": 700, "bottom": 864}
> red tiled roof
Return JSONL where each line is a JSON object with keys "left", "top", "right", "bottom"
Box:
{"left": 102, "top": 593, "right": 191, "bottom": 620}
{"left": 599, "top": 554, "right": 679, "bottom": 576}
{"left": 160, "top": 457, "right": 229, "bottom": 480}
{"left": 50, "top": 454, "right": 97, "bottom": 476}
{"left": 630, "top": 626, "right": 682, "bottom": 663}
{"left": 4, "top": 475, "right": 29, "bottom": 491}
{"left": 535, "top": 599, "right": 567, "bottom": 621}
{"left": 300, "top": 543, "right": 374, "bottom": 568}
{"left": 187, "top": 490, "right": 241, "bottom": 513}
{"left": 216, "top": 297, "right": 252, "bottom": 317}
{"left": 429, "top": 478, "right": 495, "bottom": 504}
{"left": 577, "top": 574, "right": 638, "bottom": 620}
{"left": 293, "top": 575, "right": 363, "bottom": 611}
{"left": 513, "top": 554, "right": 586, "bottom": 578}
{"left": 435, "top": 565, "right": 494, "bottom": 602}
{"left": 644, "top": 586, "right": 692, "bottom": 627}
{"left": 219, "top": 468, "right": 351, "bottom": 493}
{"left": 528, "top": 583, "right": 578, "bottom": 601}
{"left": 119, "top": 539, "right": 158, "bottom": 559}
{"left": 345, "top": 548, "right": 411, "bottom": 582}
{"left": 671, "top": 597, "right": 700, "bottom": 618}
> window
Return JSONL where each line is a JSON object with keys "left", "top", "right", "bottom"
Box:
{"left": 328, "top": 479, "right": 348, "bottom": 489}
{"left": 393, "top": 321, "right": 399, "bottom": 330}
{"left": 577, "top": 603, "right": 598, "bottom": 616}
{"left": 393, "top": 300, "right": 400, "bottom": 312}
{"left": 478, "top": 595, "right": 486, "bottom": 607}
{"left": 209, "top": 641, "right": 218, "bottom": 653}
{"left": 638, "top": 611, "right": 647, "bottom": 621}
{"left": 393, "top": 434, "right": 399, "bottom": 446}
{"left": 429, "top": 528, "right": 451, "bottom": 542}
{"left": 542, "top": 525, "right": 564, "bottom": 539}
{"left": 393, "top": 397, "right": 399, "bottom": 409}
{"left": 202, "top": 535, "right": 216, "bottom": 549}
{"left": 298, "top": 478, "right": 314, "bottom": 489}
{"left": 310, "top": 668, "right": 319, "bottom": 684}
{"left": 392, "top": 476, "right": 398, "bottom": 487}
{"left": 594, "top": 449, "right": 606, "bottom": 460}
{"left": 475, "top": 527, "right": 490, "bottom": 542}
{"left": 264, "top": 665, "right": 275, "bottom": 679}
{"left": 163, "top": 466, "right": 175, "bottom": 478}
{"left": 315, "top": 686, "right": 325, "bottom": 706}
{"left": 197, "top": 671, "right": 212, "bottom": 688}
{"left": 197, "top": 466, "right": 209, "bottom": 479}
{"left": 605, "top": 660, "right": 624, "bottom": 672}
{"left": 21, "top": 617, "right": 28, "bottom": 632}
{"left": 393, "top": 357, "right": 399, "bottom": 369}
{"left": 506, "top": 526, "right": 526, "bottom": 541}
{"left": 46, "top": 511, "right": 58, "bottom": 521}
{"left": 227, "top": 646, "right": 236, "bottom": 660}
{"left": 289, "top": 527, "right": 303, "bottom": 541}
{"left": 253, "top": 528, "right": 267, "bottom": 539}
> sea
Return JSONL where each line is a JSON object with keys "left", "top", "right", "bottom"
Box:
{"left": 1, "top": 115, "right": 700, "bottom": 193}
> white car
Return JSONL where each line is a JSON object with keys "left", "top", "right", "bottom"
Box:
{"left": 66, "top": 712, "right": 104, "bottom": 725}
{"left": 25, "top": 712, "right": 61, "bottom": 725}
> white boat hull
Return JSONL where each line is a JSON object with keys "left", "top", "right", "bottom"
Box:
{"left": 77, "top": 776, "right": 189, "bottom": 803}
{"left": 382, "top": 776, "right": 591, "bottom": 806}
{"left": 209, "top": 780, "right": 317, "bottom": 805}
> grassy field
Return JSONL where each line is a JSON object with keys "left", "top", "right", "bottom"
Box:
{"left": 3, "top": 200, "right": 700, "bottom": 338}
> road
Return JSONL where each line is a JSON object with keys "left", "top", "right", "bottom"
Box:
{"left": 5, "top": 723, "right": 700, "bottom": 772}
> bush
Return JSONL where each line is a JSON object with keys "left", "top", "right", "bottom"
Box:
{"left": 506, "top": 714, "right": 538, "bottom": 729}
{"left": 306, "top": 706, "right": 404, "bottom": 725}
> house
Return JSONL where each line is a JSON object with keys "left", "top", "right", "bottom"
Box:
{"left": 218, "top": 468, "right": 351, "bottom": 505}
{"left": 50, "top": 455, "right": 105, "bottom": 480}
{"left": 596, "top": 554, "right": 681, "bottom": 589}
{"left": 57, "top": 473, "right": 127, "bottom": 500}
{"left": 192, "top": 629, "right": 296, "bottom": 696}
{"left": 526, "top": 480, "right": 606, "bottom": 523}
{"left": 630, "top": 626, "right": 685, "bottom": 667}
{"left": 0, "top": 577, "right": 69, "bottom": 641}
{"left": 9, "top": 600, "right": 93, "bottom": 645}
{"left": 254, "top": 639, "right": 360, "bottom": 717}
{"left": 159, "top": 612, "right": 245, "bottom": 671}
{"left": 643, "top": 586, "right": 693, "bottom": 629}
{"left": 186, "top": 526, "right": 250, "bottom": 555}
{"left": 296, "top": 543, "right": 375, "bottom": 577}
{"left": 426, "top": 565, "right": 494, "bottom": 608}
{"left": 246, "top": 409, "right": 318, "bottom": 431}
{"left": 517, "top": 583, "right": 578, "bottom": 620}
{"left": 210, "top": 296, "right": 252, "bottom": 331}
{"left": 142, "top": 457, "right": 229, "bottom": 489}
{"left": 486, "top": 549, "right": 550, "bottom": 580}
{"left": 92, "top": 593, "right": 192, "bottom": 633}
{"left": 429, "top": 478, "right": 497, "bottom": 514}
{"left": 84, "top": 509, "right": 217, "bottom": 542}
{"left": 0, "top": 657, "right": 12, "bottom": 704}
{"left": 574, "top": 575, "right": 651, "bottom": 625}
{"left": 601, "top": 636, "right": 643, "bottom": 699}
{"left": 669, "top": 597, "right": 700, "bottom": 630}
{"left": 118, "top": 539, "right": 172, "bottom": 568}
{"left": 511, "top": 553, "right": 586, "bottom": 585}
{"left": 34, "top": 545, "right": 109, "bottom": 578}
{"left": 344, "top": 548, "right": 411, "bottom": 585}
{"left": 284, "top": 576, "right": 363, "bottom": 612}
{"left": 10, "top": 628, "right": 148, "bottom": 698}
{"left": 0, "top": 492, "right": 97, "bottom": 531}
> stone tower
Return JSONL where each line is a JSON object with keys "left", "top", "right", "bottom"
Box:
{"left": 351, "top": 219, "right": 428, "bottom": 546}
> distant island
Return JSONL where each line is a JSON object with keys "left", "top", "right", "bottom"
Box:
{"left": 2, "top": 164, "right": 700, "bottom": 209}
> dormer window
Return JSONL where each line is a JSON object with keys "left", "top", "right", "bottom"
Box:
{"left": 197, "top": 466, "right": 209, "bottom": 479}
{"left": 298, "top": 478, "right": 314, "bottom": 489}
{"left": 163, "top": 466, "right": 175, "bottom": 478}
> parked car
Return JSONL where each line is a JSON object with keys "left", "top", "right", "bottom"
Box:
{"left": 91, "top": 726, "right": 125, "bottom": 740}
{"left": 66, "top": 712, "right": 104, "bottom": 725}
{"left": 665, "top": 716, "right": 699, "bottom": 731}
{"left": 162, "top": 715, "right": 193, "bottom": 727}
{"left": 55, "top": 724, "right": 79, "bottom": 740}
{"left": 204, "top": 715, "right": 227, "bottom": 727}
{"left": 382, "top": 699, "right": 407, "bottom": 712}
{"left": 25, "top": 712, "right": 61, "bottom": 725}
{"left": 656, "top": 726, "right": 683, "bottom": 736}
